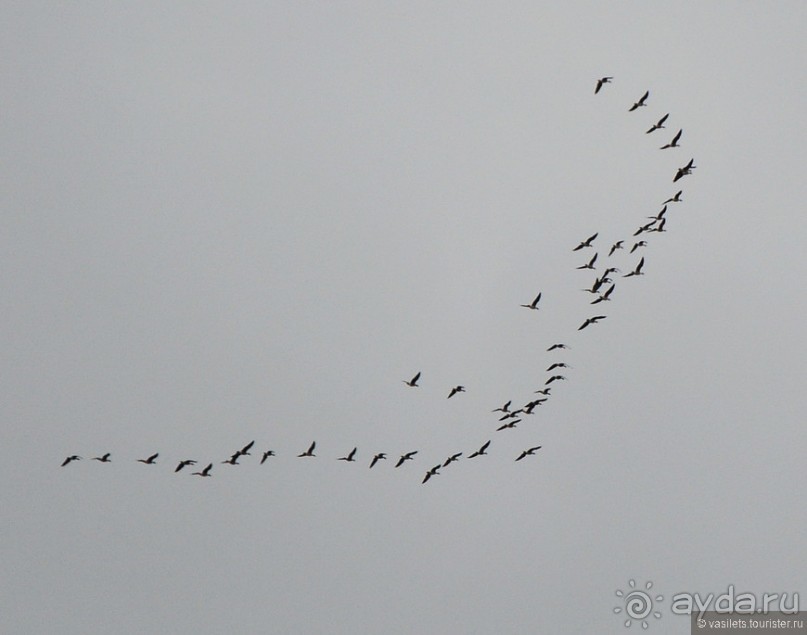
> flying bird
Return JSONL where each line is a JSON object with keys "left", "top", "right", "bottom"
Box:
{"left": 192, "top": 463, "right": 213, "bottom": 477}
{"left": 630, "top": 241, "right": 647, "bottom": 254}
{"left": 534, "top": 387, "right": 552, "bottom": 396}
{"left": 298, "top": 441, "right": 316, "bottom": 457}
{"left": 238, "top": 440, "right": 255, "bottom": 456}
{"left": 447, "top": 385, "right": 466, "bottom": 399}
{"left": 629, "top": 90, "right": 650, "bottom": 111}
{"left": 468, "top": 441, "right": 491, "bottom": 458}
{"left": 369, "top": 453, "right": 386, "bottom": 468}
{"left": 175, "top": 459, "right": 197, "bottom": 473}
{"left": 137, "top": 453, "right": 159, "bottom": 465}
{"left": 660, "top": 129, "right": 682, "bottom": 149}
{"left": 576, "top": 252, "right": 598, "bottom": 270}
{"left": 648, "top": 205, "right": 667, "bottom": 221}
{"left": 573, "top": 232, "right": 598, "bottom": 251}
{"left": 443, "top": 453, "right": 463, "bottom": 467}
{"left": 492, "top": 400, "right": 512, "bottom": 413}
{"left": 338, "top": 447, "right": 357, "bottom": 462}
{"left": 260, "top": 450, "right": 275, "bottom": 464}
{"left": 497, "top": 419, "right": 521, "bottom": 431}
{"left": 591, "top": 283, "right": 616, "bottom": 304}
{"left": 578, "top": 316, "right": 607, "bottom": 330}
{"left": 422, "top": 465, "right": 441, "bottom": 484}
{"left": 92, "top": 453, "right": 111, "bottom": 463}
{"left": 594, "top": 76, "right": 612, "bottom": 94}
{"left": 608, "top": 241, "right": 624, "bottom": 256}
{"left": 673, "top": 158, "right": 696, "bottom": 182}
{"left": 663, "top": 190, "right": 683, "bottom": 204}
{"left": 623, "top": 257, "right": 646, "bottom": 278}
{"left": 545, "top": 375, "right": 566, "bottom": 385}
{"left": 515, "top": 446, "right": 543, "bottom": 461}
{"left": 222, "top": 453, "right": 241, "bottom": 465}
{"left": 61, "top": 455, "right": 81, "bottom": 467}
{"left": 546, "top": 362, "right": 571, "bottom": 371}
{"left": 546, "top": 344, "right": 569, "bottom": 351}
{"left": 645, "top": 113, "right": 669, "bottom": 133}
{"left": 520, "top": 293, "right": 542, "bottom": 310}
{"left": 395, "top": 451, "right": 418, "bottom": 467}
{"left": 403, "top": 371, "right": 421, "bottom": 387}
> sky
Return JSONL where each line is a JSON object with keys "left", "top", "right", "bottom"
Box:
{"left": 2, "top": 2, "right": 806, "bottom": 633}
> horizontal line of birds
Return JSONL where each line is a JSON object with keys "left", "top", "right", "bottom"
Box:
{"left": 60, "top": 438, "right": 543, "bottom": 484}
{"left": 62, "top": 77, "right": 696, "bottom": 486}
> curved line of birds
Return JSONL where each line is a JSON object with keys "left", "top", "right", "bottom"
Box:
{"left": 61, "top": 77, "right": 696, "bottom": 485}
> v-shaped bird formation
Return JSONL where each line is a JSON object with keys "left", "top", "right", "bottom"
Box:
{"left": 62, "top": 76, "right": 697, "bottom": 485}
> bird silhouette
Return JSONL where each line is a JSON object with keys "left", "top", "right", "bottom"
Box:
{"left": 403, "top": 372, "right": 421, "bottom": 387}
{"left": 92, "top": 453, "right": 111, "bottom": 463}
{"left": 663, "top": 190, "right": 683, "bottom": 204}
{"left": 239, "top": 440, "right": 255, "bottom": 456}
{"left": 546, "top": 344, "right": 569, "bottom": 351}
{"left": 573, "top": 232, "right": 598, "bottom": 251}
{"left": 497, "top": 419, "right": 521, "bottom": 431}
{"left": 395, "top": 451, "right": 418, "bottom": 467}
{"left": 630, "top": 240, "right": 648, "bottom": 254}
{"left": 673, "top": 158, "right": 696, "bottom": 182}
{"left": 192, "top": 463, "right": 213, "bottom": 477}
{"left": 137, "top": 453, "right": 159, "bottom": 465}
{"left": 591, "top": 283, "right": 615, "bottom": 304}
{"left": 468, "top": 441, "right": 491, "bottom": 458}
{"left": 609, "top": 241, "right": 624, "bottom": 256}
{"left": 629, "top": 90, "right": 649, "bottom": 111}
{"left": 623, "top": 257, "right": 646, "bottom": 278}
{"left": 660, "top": 128, "right": 682, "bottom": 149}
{"left": 545, "top": 375, "right": 566, "bottom": 385}
{"left": 443, "top": 453, "right": 463, "bottom": 467}
{"left": 61, "top": 455, "right": 81, "bottom": 467}
{"left": 576, "top": 252, "right": 598, "bottom": 270}
{"left": 422, "top": 465, "right": 441, "bottom": 484}
{"left": 222, "top": 453, "right": 241, "bottom": 465}
{"left": 578, "top": 316, "right": 607, "bottom": 330}
{"left": 594, "top": 77, "right": 612, "bottom": 94}
{"left": 369, "top": 453, "right": 386, "bottom": 468}
{"left": 515, "top": 446, "right": 543, "bottom": 461}
{"left": 520, "top": 293, "right": 542, "bottom": 310}
{"left": 338, "top": 447, "right": 357, "bottom": 462}
{"left": 298, "top": 441, "right": 316, "bottom": 457}
{"left": 492, "top": 400, "right": 512, "bottom": 413}
{"left": 546, "top": 362, "right": 571, "bottom": 371}
{"left": 260, "top": 450, "right": 275, "bottom": 464}
{"left": 646, "top": 113, "right": 669, "bottom": 133}
{"left": 447, "top": 385, "right": 466, "bottom": 399}
{"left": 175, "top": 459, "right": 197, "bottom": 473}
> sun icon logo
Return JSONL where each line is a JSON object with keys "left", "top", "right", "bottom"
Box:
{"left": 613, "top": 579, "right": 664, "bottom": 629}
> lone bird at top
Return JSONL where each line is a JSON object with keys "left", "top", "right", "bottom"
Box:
{"left": 594, "top": 77, "right": 612, "bottom": 94}
{"left": 403, "top": 371, "right": 421, "bottom": 387}
{"left": 629, "top": 90, "right": 650, "bottom": 111}
{"left": 521, "top": 292, "right": 541, "bottom": 310}
{"left": 447, "top": 385, "right": 465, "bottom": 399}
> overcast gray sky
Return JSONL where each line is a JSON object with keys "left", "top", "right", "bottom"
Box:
{"left": 2, "top": 2, "right": 805, "bottom": 633}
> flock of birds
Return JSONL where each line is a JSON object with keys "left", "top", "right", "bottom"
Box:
{"left": 61, "top": 77, "right": 696, "bottom": 485}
